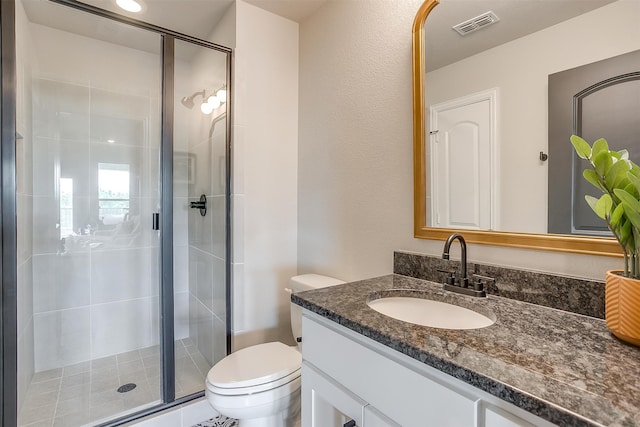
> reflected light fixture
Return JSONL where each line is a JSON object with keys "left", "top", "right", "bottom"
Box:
{"left": 115, "top": 0, "right": 143, "bottom": 12}
{"left": 181, "top": 86, "right": 228, "bottom": 115}
{"left": 216, "top": 89, "right": 227, "bottom": 103}
{"left": 207, "top": 95, "right": 221, "bottom": 109}
{"left": 200, "top": 102, "right": 214, "bottom": 115}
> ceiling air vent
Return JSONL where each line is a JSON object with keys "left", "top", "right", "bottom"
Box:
{"left": 452, "top": 11, "right": 500, "bottom": 36}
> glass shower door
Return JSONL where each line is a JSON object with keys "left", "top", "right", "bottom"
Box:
{"left": 16, "top": 1, "right": 163, "bottom": 425}
{"left": 173, "top": 39, "right": 230, "bottom": 399}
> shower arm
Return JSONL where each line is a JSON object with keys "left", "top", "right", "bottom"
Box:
{"left": 209, "top": 112, "right": 227, "bottom": 138}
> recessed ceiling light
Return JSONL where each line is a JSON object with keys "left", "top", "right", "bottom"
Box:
{"left": 115, "top": 0, "right": 145, "bottom": 13}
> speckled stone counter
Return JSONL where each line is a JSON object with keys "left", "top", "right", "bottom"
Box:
{"left": 292, "top": 274, "right": 640, "bottom": 427}
{"left": 394, "top": 251, "right": 606, "bottom": 318}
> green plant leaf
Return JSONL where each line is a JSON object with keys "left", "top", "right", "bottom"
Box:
{"left": 605, "top": 158, "right": 631, "bottom": 189}
{"left": 614, "top": 189, "right": 640, "bottom": 230}
{"left": 585, "top": 195, "right": 608, "bottom": 219}
{"left": 615, "top": 188, "right": 640, "bottom": 210}
{"left": 623, "top": 205, "right": 640, "bottom": 231}
{"left": 620, "top": 219, "right": 632, "bottom": 247}
{"left": 623, "top": 182, "right": 638, "bottom": 199}
{"left": 627, "top": 171, "right": 640, "bottom": 195}
{"left": 591, "top": 138, "right": 609, "bottom": 159}
{"left": 611, "top": 203, "right": 625, "bottom": 227}
{"left": 593, "top": 151, "right": 613, "bottom": 177}
{"left": 618, "top": 149, "right": 629, "bottom": 160}
{"left": 570, "top": 135, "right": 591, "bottom": 159}
{"left": 583, "top": 169, "right": 603, "bottom": 191}
{"left": 597, "top": 194, "right": 613, "bottom": 219}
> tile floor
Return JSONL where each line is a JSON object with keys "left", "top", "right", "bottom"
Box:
{"left": 192, "top": 418, "right": 238, "bottom": 427}
{"left": 19, "top": 339, "right": 212, "bottom": 427}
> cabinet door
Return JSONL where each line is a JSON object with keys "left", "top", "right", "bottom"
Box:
{"left": 364, "top": 406, "right": 401, "bottom": 427}
{"left": 483, "top": 404, "right": 537, "bottom": 427}
{"left": 302, "top": 362, "right": 366, "bottom": 427}
{"left": 303, "top": 315, "right": 477, "bottom": 426}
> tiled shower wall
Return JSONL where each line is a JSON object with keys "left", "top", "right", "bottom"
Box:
{"left": 27, "top": 22, "right": 190, "bottom": 372}
{"left": 30, "top": 80, "right": 166, "bottom": 371}
{"left": 16, "top": 0, "right": 35, "bottom": 409}
{"left": 180, "top": 43, "right": 228, "bottom": 367}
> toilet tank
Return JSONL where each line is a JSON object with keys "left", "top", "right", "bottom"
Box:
{"left": 287, "top": 274, "right": 345, "bottom": 348}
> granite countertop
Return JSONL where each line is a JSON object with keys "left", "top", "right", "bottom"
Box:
{"left": 291, "top": 274, "right": 640, "bottom": 427}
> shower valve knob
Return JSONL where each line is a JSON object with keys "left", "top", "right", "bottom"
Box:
{"left": 190, "top": 194, "right": 207, "bottom": 216}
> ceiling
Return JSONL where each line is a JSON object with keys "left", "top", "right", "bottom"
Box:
{"left": 74, "top": 0, "right": 235, "bottom": 40}
{"left": 244, "top": 0, "right": 326, "bottom": 23}
{"left": 73, "top": 0, "right": 326, "bottom": 39}
{"left": 425, "top": 0, "right": 617, "bottom": 71}
{"left": 22, "top": 0, "right": 618, "bottom": 72}
{"left": 22, "top": 0, "right": 326, "bottom": 62}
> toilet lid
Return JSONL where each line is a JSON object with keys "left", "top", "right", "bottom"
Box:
{"left": 207, "top": 342, "right": 302, "bottom": 389}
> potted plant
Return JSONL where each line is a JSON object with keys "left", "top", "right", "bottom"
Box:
{"left": 571, "top": 135, "right": 640, "bottom": 346}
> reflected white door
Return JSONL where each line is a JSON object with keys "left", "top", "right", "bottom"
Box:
{"left": 429, "top": 90, "right": 497, "bottom": 230}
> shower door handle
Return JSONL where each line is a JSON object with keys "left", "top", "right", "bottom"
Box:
{"left": 152, "top": 213, "right": 160, "bottom": 230}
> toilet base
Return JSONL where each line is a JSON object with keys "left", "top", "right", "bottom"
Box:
{"left": 208, "top": 383, "right": 300, "bottom": 427}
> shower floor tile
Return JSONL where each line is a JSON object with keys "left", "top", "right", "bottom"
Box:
{"left": 19, "top": 339, "right": 211, "bottom": 427}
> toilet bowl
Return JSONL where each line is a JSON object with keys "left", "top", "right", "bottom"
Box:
{"left": 205, "top": 274, "right": 345, "bottom": 427}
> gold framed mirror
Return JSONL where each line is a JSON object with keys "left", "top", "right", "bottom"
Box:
{"left": 412, "top": 0, "right": 625, "bottom": 257}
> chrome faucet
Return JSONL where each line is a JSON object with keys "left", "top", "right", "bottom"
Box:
{"left": 442, "top": 233, "right": 469, "bottom": 287}
{"left": 440, "top": 233, "right": 492, "bottom": 298}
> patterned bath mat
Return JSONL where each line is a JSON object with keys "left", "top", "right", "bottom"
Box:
{"left": 192, "top": 416, "right": 238, "bottom": 427}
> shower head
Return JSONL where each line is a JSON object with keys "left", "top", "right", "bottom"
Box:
{"left": 180, "top": 90, "right": 205, "bottom": 109}
{"left": 180, "top": 96, "right": 194, "bottom": 109}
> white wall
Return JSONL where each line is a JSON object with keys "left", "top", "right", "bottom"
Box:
{"left": 298, "top": 0, "right": 621, "bottom": 282}
{"left": 232, "top": 1, "right": 299, "bottom": 350}
{"left": 426, "top": 0, "right": 640, "bottom": 233}
{"left": 208, "top": 2, "right": 236, "bottom": 49}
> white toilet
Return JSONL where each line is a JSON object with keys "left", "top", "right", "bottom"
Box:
{"left": 205, "top": 274, "right": 345, "bottom": 427}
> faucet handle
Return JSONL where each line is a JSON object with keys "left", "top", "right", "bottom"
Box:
{"left": 437, "top": 268, "right": 456, "bottom": 286}
{"left": 471, "top": 274, "right": 495, "bottom": 292}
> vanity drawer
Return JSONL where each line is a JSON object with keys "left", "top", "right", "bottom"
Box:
{"left": 302, "top": 313, "right": 477, "bottom": 426}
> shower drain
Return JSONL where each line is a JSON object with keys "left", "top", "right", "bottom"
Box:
{"left": 117, "top": 383, "right": 137, "bottom": 393}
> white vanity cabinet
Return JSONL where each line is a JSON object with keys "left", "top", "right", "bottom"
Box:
{"left": 301, "top": 311, "right": 555, "bottom": 427}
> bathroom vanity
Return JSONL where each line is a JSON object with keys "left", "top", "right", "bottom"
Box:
{"left": 292, "top": 274, "right": 640, "bottom": 427}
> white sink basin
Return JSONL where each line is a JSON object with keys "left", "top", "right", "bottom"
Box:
{"left": 367, "top": 296, "right": 495, "bottom": 330}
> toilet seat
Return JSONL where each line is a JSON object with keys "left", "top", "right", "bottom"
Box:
{"left": 206, "top": 376, "right": 301, "bottom": 416}
{"left": 206, "top": 342, "right": 302, "bottom": 396}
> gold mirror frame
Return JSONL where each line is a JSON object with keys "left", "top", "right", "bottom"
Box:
{"left": 412, "top": 0, "right": 621, "bottom": 257}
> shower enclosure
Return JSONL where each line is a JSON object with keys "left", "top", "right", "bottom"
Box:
{"left": 1, "top": 0, "right": 232, "bottom": 425}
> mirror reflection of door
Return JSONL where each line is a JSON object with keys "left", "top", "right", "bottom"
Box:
{"left": 548, "top": 49, "right": 640, "bottom": 236}
{"left": 428, "top": 89, "right": 498, "bottom": 230}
